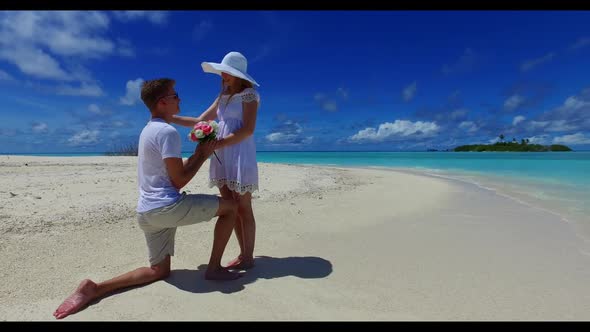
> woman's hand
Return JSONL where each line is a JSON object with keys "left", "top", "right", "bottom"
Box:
{"left": 171, "top": 115, "right": 202, "bottom": 127}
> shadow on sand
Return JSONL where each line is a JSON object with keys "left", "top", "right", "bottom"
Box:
{"left": 165, "top": 255, "right": 333, "bottom": 294}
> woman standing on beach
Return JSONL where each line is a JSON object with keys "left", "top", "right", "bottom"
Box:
{"left": 172, "top": 51, "right": 260, "bottom": 270}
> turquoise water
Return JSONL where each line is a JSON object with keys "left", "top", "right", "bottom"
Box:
{"left": 254, "top": 151, "right": 590, "bottom": 187}
{"left": 9, "top": 150, "right": 590, "bottom": 191}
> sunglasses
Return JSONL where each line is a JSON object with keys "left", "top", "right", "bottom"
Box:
{"left": 158, "top": 92, "right": 179, "bottom": 102}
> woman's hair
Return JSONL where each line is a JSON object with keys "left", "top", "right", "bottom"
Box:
{"left": 217, "top": 76, "right": 254, "bottom": 108}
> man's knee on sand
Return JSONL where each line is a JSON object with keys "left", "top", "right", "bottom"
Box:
{"left": 216, "top": 197, "right": 238, "bottom": 217}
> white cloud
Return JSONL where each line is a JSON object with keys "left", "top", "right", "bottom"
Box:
{"left": 527, "top": 88, "right": 590, "bottom": 134}
{"left": 265, "top": 133, "right": 283, "bottom": 142}
{"left": 553, "top": 132, "right": 590, "bottom": 145}
{"left": 68, "top": 129, "right": 100, "bottom": 146}
{"left": 513, "top": 115, "right": 526, "bottom": 126}
{"left": 545, "top": 120, "right": 579, "bottom": 132}
{"left": 120, "top": 78, "right": 144, "bottom": 105}
{"left": 349, "top": 120, "right": 439, "bottom": 142}
{"left": 31, "top": 122, "right": 48, "bottom": 134}
{"left": 56, "top": 82, "right": 104, "bottom": 97}
{"left": 0, "top": 11, "right": 145, "bottom": 96}
{"left": 521, "top": 52, "right": 554, "bottom": 72}
{"left": 527, "top": 135, "right": 550, "bottom": 145}
{"left": 266, "top": 132, "right": 313, "bottom": 144}
{"left": 504, "top": 94, "right": 525, "bottom": 111}
{"left": 112, "top": 11, "right": 169, "bottom": 25}
{"left": 43, "top": 27, "right": 113, "bottom": 59}
{"left": 527, "top": 119, "right": 578, "bottom": 133}
{"left": 563, "top": 95, "right": 590, "bottom": 110}
{"left": 0, "top": 46, "right": 71, "bottom": 80}
{"left": 527, "top": 121, "right": 549, "bottom": 131}
{"left": 265, "top": 121, "right": 313, "bottom": 145}
{"left": 0, "top": 11, "right": 113, "bottom": 59}
{"left": 402, "top": 81, "right": 417, "bottom": 102}
{"left": 458, "top": 121, "right": 478, "bottom": 133}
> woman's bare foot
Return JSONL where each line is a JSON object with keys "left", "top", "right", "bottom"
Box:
{"left": 225, "top": 255, "right": 244, "bottom": 268}
{"left": 225, "top": 256, "right": 255, "bottom": 270}
{"left": 205, "top": 267, "right": 241, "bottom": 281}
{"left": 53, "top": 279, "right": 98, "bottom": 319}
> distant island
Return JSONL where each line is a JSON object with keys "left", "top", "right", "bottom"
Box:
{"left": 454, "top": 136, "right": 572, "bottom": 152}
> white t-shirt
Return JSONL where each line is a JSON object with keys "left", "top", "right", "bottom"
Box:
{"left": 136, "top": 118, "right": 182, "bottom": 213}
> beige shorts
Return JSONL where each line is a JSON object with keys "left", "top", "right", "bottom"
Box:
{"left": 137, "top": 192, "right": 219, "bottom": 266}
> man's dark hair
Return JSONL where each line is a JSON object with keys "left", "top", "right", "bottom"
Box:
{"left": 140, "top": 78, "right": 175, "bottom": 111}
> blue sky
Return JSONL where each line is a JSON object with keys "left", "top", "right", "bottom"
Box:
{"left": 1, "top": 10, "right": 589, "bottom": 153}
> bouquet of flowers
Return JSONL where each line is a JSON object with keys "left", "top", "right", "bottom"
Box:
{"left": 188, "top": 120, "right": 222, "bottom": 164}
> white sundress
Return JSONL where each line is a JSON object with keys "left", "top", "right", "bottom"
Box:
{"left": 209, "top": 87, "right": 260, "bottom": 195}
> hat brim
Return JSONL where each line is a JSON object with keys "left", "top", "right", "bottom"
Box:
{"left": 201, "top": 62, "right": 260, "bottom": 87}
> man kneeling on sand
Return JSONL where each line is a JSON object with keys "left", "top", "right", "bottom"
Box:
{"left": 53, "top": 78, "right": 240, "bottom": 320}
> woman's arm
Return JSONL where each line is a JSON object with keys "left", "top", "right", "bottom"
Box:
{"left": 217, "top": 100, "right": 258, "bottom": 148}
{"left": 171, "top": 97, "right": 219, "bottom": 128}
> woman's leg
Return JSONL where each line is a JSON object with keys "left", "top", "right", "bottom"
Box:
{"left": 220, "top": 186, "right": 245, "bottom": 266}
{"left": 228, "top": 192, "right": 255, "bottom": 269}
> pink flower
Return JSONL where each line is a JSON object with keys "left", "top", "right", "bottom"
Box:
{"left": 188, "top": 120, "right": 221, "bottom": 165}
{"left": 194, "top": 121, "right": 208, "bottom": 131}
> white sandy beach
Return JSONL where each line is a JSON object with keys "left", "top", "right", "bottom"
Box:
{"left": 0, "top": 155, "right": 589, "bottom": 321}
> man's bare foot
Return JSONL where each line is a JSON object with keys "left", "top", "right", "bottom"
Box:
{"left": 225, "top": 256, "right": 255, "bottom": 270}
{"left": 205, "top": 268, "right": 241, "bottom": 281}
{"left": 53, "top": 279, "right": 98, "bottom": 319}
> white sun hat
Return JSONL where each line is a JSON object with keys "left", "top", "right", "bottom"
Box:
{"left": 201, "top": 51, "right": 260, "bottom": 87}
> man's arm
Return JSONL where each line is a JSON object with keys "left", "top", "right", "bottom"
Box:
{"left": 170, "top": 97, "right": 220, "bottom": 128}
{"left": 164, "top": 141, "right": 216, "bottom": 190}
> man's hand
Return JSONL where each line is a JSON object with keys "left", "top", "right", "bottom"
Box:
{"left": 215, "top": 138, "right": 226, "bottom": 150}
{"left": 195, "top": 140, "right": 217, "bottom": 160}
{"left": 165, "top": 141, "right": 218, "bottom": 190}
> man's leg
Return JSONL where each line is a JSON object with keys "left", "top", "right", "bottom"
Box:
{"left": 53, "top": 255, "right": 171, "bottom": 319}
{"left": 205, "top": 197, "right": 241, "bottom": 280}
